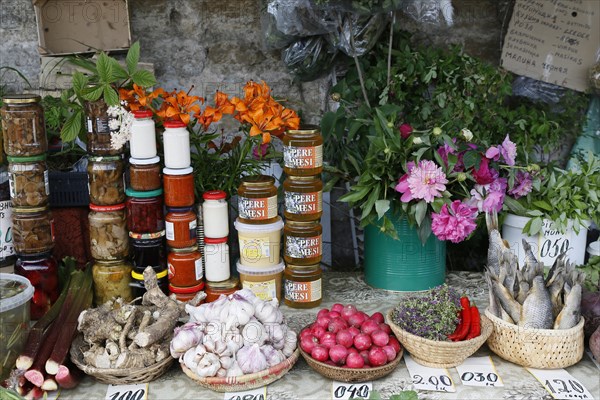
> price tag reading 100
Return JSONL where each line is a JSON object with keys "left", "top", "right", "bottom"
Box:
{"left": 105, "top": 383, "right": 148, "bottom": 400}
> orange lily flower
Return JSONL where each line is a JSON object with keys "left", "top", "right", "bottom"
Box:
{"left": 157, "top": 90, "right": 202, "bottom": 125}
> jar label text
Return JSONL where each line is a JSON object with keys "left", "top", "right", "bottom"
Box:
{"left": 283, "top": 144, "right": 323, "bottom": 169}
{"left": 285, "top": 191, "right": 322, "bottom": 215}
{"left": 286, "top": 235, "right": 322, "bottom": 259}
{"left": 242, "top": 279, "right": 276, "bottom": 301}
{"left": 285, "top": 278, "right": 322, "bottom": 303}
{"left": 238, "top": 195, "right": 277, "bottom": 220}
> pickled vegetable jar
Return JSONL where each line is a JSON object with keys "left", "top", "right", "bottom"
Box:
{"left": 130, "top": 231, "right": 166, "bottom": 273}
{"left": 165, "top": 206, "right": 197, "bottom": 249}
{"left": 204, "top": 277, "right": 239, "bottom": 303}
{"left": 12, "top": 207, "right": 54, "bottom": 254}
{"left": 7, "top": 155, "right": 49, "bottom": 208}
{"left": 85, "top": 98, "right": 123, "bottom": 155}
{"left": 163, "top": 167, "right": 195, "bottom": 207}
{"left": 92, "top": 259, "right": 133, "bottom": 305}
{"left": 129, "top": 110, "right": 157, "bottom": 159}
{"left": 129, "top": 156, "right": 161, "bottom": 192}
{"left": 87, "top": 156, "right": 125, "bottom": 206}
{"left": 163, "top": 120, "right": 190, "bottom": 169}
{"left": 1, "top": 94, "right": 47, "bottom": 157}
{"left": 167, "top": 246, "right": 203, "bottom": 287}
{"left": 283, "top": 263, "right": 322, "bottom": 309}
{"left": 131, "top": 269, "right": 168, "bottom": 298}
{"left": 169, "top": 281, "right": 204, "bottom": 302}
{"left": 282, "top": 125, "right": 323, "bottom": 176}
{"left": 283, "top": 175, "right": 322, "bottom": 221}
{"left": 126, "top": 188, "right": 164, "bottom": 234}
{"left": 202, "top": 190, "right": 229, "bottom": 238}
{"left": 89, "top": 203, "right": 129, "bottom": 261}
{"left": 14, "top": 252, "right": 59, "bottom": 320}
{"left": 204, "top": 237, "right": 230, "bottom": 282}
{"left": 237, "top": 175, "right": 278, "bottom": 224}
{"left": 284, "top": 220, "right": 322, "bottom": 265}
{"left": 0, "top": 169, "right": 15, "bottom": 266}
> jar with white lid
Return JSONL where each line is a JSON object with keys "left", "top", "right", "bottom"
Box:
{"left": 162, "top": 120, "right": 190, "bottom": 169}
{"left": 129, "top": 110, "right": 157, "bottom": 159}
{"left": 204, "top": 237, "right": 230, "bottom": 282}
{"left": 202, "top": 190, "right": 229, "bottom": 238}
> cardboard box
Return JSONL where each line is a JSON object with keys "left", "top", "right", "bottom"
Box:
{"left": 33, "top": 0, "right": 131, "bottom": 55}
{"left": 501, "top": 0, "right": 600, "bottom": 92}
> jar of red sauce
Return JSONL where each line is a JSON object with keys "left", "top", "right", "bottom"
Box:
{"left": 14, "top": 252, "right": 58, "bottom": 320}
{"left": 125, "top": 188, "right": 164, "bottom": 234}
{"left": 167, "top": 246, "right": 203, "bottom": 287}
{"left": 169, "top": 281, "right": 204, "bottom": 302}
{"left": 204, "top": 277, "right": 239, "bottom": 303}
{"left": 163, "top": 167, "right": 195, "bottom": 207}
{"left": 165, "top": 206, "right": 197, "bottom": 249}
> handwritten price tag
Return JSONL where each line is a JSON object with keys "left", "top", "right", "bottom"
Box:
{"left": 527, "top": 368, "right": 595, "bottom": 400}
{"left": 332, "top": 381, "right": 372, "bottom": 400}
{"left": 224, "top": 387, "right": 266, "bottom": 400}
{"left": 105, "top": 383, "right": 148, "bottom": 400}
{"left": 455, "top": 356, "right": 504, "bottom": 387}
{"left": 404, "top": 354, "right": 456, "bottom": 393}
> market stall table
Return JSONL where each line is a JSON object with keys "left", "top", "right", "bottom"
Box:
{"left": 60, "top": 271, "right": 600, "bottom": 400}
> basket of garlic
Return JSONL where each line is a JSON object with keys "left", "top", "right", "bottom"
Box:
{"left": 170, "top": 289, "right": 299, "bottom": 392}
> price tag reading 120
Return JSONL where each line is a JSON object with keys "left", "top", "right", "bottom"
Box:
{"left": 105, "top": 383, "right": 148, "bottom": 400}
{"left": 455, "top": 356, "right": 504, "bottom": 387}
{"left": 404, "top": 354, "right": 456, "bottom": 393}
{"left": 224, "top": 387, "right": 266, "bottom": 400}
{"left": 527, "top": 368, "right": 595, "bottom": 400}
{"left": 332, "top": 381, "right": 372, "bottom": 400}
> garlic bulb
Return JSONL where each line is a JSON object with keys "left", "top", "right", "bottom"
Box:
{"left": 242, "top": 319, "right": 268, "bottom": 347}
{"left": 226, "top": 361, "right": 244, "bottom": 377}
{"left": 254, "top": 298, "right": 283, "bottom": 324}
{"left": 282, "top": 329, "right": 297, "bottom": 358}
{"left": 237, "top": 344, "right": 269, "bottom": 374}
{"left": 234, "top": 288, "right": 262, "bottom": 306}
{"left": 170, "top": 323, "right": 204, "bottom": 358}
{"left": 225, "top": 293, "right": 255, "bottom": 330}
{"left": 182, "top": 345, "right": 204, "bottom": 370}
{"left": 216, "top": 367, "right": 227, "bottom": 378}
{"left": 261, "top": 344, "right": 286, "bottom": 367}
{"left": 219, "top": 355, "right": 234, "bottom": 370}
{"left": 196, "top": 353, "right": 220, "bottom": 377}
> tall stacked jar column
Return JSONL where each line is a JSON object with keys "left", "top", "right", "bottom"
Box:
{"left": 1, "top": 94, "right": 57, "bottom": 320}
{"left": 282, "top": 125, "right": 324, "bottom": 309}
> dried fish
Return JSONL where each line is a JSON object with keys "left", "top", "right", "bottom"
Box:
{"left": 520, "top": 276, "right": 553, "bottom": 329}
{"left": 554, "top": 283, "right": 582, "bottom": 330}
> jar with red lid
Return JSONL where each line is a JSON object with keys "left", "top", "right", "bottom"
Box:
{"left": 168, "top": 246, "right": 203, "bottom": 287}
{"left": 237, "top": 175, "right": 278, "bottom": 224}
{"left": 163, "top": 167, "right": 195, "bottom": 207}
{"left": 12, "top": 206, "right": 54, "bottom": 254}
{"left": 14, "top": 252, "right": 58, "bottom": 320}
{"left": 130, "top": 110, "right": 157, "bottom": 159}
{"left": 129, "top": 156, "right": 161, "bottom": 191}
{"left": 131, "top": 269, "right": 169, "bottom": 298}
{"left": 130, "top": 231, "right": 166, "bottom": 273}
{"left": 88, "top": 155, "right": 125, "bottom": 205}
{"left": 169, "top": 282, "right": 204, "bottom": 303}
{"left": 204, "top": 277, "right": 239, "bottom": 303}
{"left": 89, "top": 203, "right": 129, "bottom": 261}
{"left": 125, "top": 188, "right": 164, "bottom": 234}
{"left": 165, "top": 206, "right": 197, "bottom": 248}
{"left": 162, "top": 120, "right": 190, "bottom": 169}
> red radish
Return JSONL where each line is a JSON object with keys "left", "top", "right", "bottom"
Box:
{"left": 320, "top": 332, "right": 337, "bottom": 349}
{"left": 336, "top": 330, "right": 354, "bottom": 348}
{"left": 348, "top": 347, "right": 358, "bottom": 354}
{"left": 348, "top": 312, "right": 367, "bottom": 327}
{"left": 361, "top": 319, "right": 380, "bottom": 335}
{"left": 359, "top": 350, "right": 370, "bottom": 364}
{"left": 353, "top": 333, "right": 372, "bottom": 351}
{"left": 345, "top": 352, "right": 365, "bottom": 369}
{"left": 311, "top": 325, "right": 326, "bottom": 339}
{"left": 388, "top": 336, "right": 401, "bottom": 353}
{"left": 325, "top": 360, "right": 337, "bottom": 366}
{"left": 328, "top": 318, "right": 347, "bottom": 333}
{"left": 316, "top": 315, "right": 332, "bottom": 328}
{"left": 331, "top": 303, "right": 344, "bottom": 313}
{"left": 329, "top": 344, "right": 349, "bottom": 365}
{"left": 382, "top": 345, "right": 397, "bottom": 362}
{"left": 371, "top": 330, "right": 390, "bottom": 347}
{"left": 300, "top": 336, "right": 318, "bottom": 353}
{"left": 370, "top": 312, "right": 385, "bottom": 324}
{"left": 362, "top": 364, "right": 372, "bottom": 369}
{"left": 368, "top": 347, "right": 388, "bottom": 367}
{"left": 300, "top": 328, "right": 313, "bottom": 341}
{"left": 328, "top": 311, "right": 341, "bottom": 319}
{"left": 311, "top": 345, "right": 329, "bottom": 362}
{"left": 379, "top": 323, "right": 392, "bottom": 334}
{"left": 317, "top": 308, "right": 329, "bottom": 319}
{"left": 341, "top": 305, "right": 358, "bottom": 320}
{"left": 348, "top": 327, "right": 360, "bottom": 338}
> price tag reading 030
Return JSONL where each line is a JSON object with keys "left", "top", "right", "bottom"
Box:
{"left": 455, "top": 356, "right": 504, "bottom": 387}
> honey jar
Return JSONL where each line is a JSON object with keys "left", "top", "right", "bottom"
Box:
{"left": 283, "top": 175, "right": 322, "bottom": 221}
{"left": 283, "top": 220, "right": 322, "bottom": 265}
{"left": 237, "top": 175, "right": 278, "bottom": 224}
{"left": 282, "top": 125, "right": 323, "bottom": 176}
{"left": 283, "top": 263, "right": 322, "bottom": 308}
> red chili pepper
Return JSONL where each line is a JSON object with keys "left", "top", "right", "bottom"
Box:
{"left": 465, "top": 305, "right": 481, "bottom": 340}
{"left": 449, "top": 296, "right": 471, "bottom": 341}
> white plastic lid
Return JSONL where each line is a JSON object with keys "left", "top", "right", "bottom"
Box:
{"left": 163, "top": 166, "right": 193, "bottom": 175}
{"left": 588, "top": 241, "right": 600, "bottom": 257}
{"left": 0, "top": 273, "right": 34, "bottom": 313}
{"left": 234, "top": 217, "right": 284, "bottom": 233}
{"left": 236, "top": 260, "right": 285, "bottom": 276}
{"left": 130, "top": 156, "right": 160, "bottom": 165}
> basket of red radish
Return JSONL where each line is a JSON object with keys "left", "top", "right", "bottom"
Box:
{"left": 298, "top": 304, "right": 402, "bottom": 383}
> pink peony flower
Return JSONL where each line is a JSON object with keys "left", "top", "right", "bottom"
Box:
{"left": 399, "top": 123, "right": 413, "bottom": 139}
{"left": 468, "top": 177, "right": 507, "bottom": 213}
{"left": 431, "top": 200, "right": 478, "bottom": 243}
{"left": 395, "top": 162, "right": 416, "bottom": 202}
{"left": 437, "top": 141, "right": 467, "bottom": 172}
{"left": 508, "top": 171, "right": 533, "bottom": 199}
{"left": 402, "top": 160, "right": 448, "bottom": 203}
{"left": 472, "top": 157, "right": 497, "bottom": 185}
{"left": 485, "top": 135, "right": 517, "bottom": 166}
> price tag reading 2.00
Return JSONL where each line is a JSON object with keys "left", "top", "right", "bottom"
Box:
{"left": 404, "top": 354, "right": 456, "bottom": 393}
{"left": 332, "top": 381, "right": 372, "bottom": 400}
{"left": 105, "top": 383, "right": 148, "bottom": 400}
{"left": 224, "top": 387, "right": 266, "bottom": 400}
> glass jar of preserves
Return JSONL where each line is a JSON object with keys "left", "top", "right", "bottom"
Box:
{"left": 130, "top": 110, "right": 157, "bottom": 159}
{"left": 284, "top": 263, "right": 322, "bottom": 309}
{"left": 129, "top": 156, "right": 161, "bottom": 191}
{"left": 163, "top": 167, "right": 195, "bottom": 207}
{"left": 282, "top": 125, "right": 323, "bottom": 176}
{"left": 89, "top": 203, "right": 129, "bottom": 261}
{"left": 204, "top": 277, "right": 239, "bottom": 303}
{"left": 85, "top": 98, "right": 123, "bottom": 155}
{"left": 12, "top": 207, "right": 54, "bottom": 254}
{"left": 165, "top": 207, "right": 197, "bottom": 249}
{"left": 0, "top": 168, "right": 16, "bottom": 267}
{"left": 14, "top": 252, "right": 59, "bottom": 320}
{"left": 131, "top": 269, "right": 169, "bottom": 298}
{"left": 237, "top": 175, "right": 278, "bottom": 224}
{"left": 283, "top": 175, "right": 322, "bottom": 221}
{"left": 1, "top": 94, "right": 47, "bottom": 157}
{"left": 88, "top": 156, "right": 125, "bottom": 206}
{"left": 204, "top": 237, "right": 230, "bottom": 282}
{"left": 92, "top": 259, "right": 133, "bottom": 305}
{"left": 163, "top": 120, "right": 190, "bottom": 169}
{"left": 130, "top": 231, "right": 166, "bottom": 273}
{"left": 168, "top": 246, "right": 203, "bottom": 287}
{"left": 284, "top": 220, "right": 322, "bottom": 265}
{"left": 125, "top": 188, "right": 164, "bottom": 234}
{"left": 7, "top": 155, "right": 49, "bottom": 208}
{"left": 202, "top": 190, "right": 229, "bottom": 238}
{"left": 169, "top": 282, "right": 204, "bottom": 303}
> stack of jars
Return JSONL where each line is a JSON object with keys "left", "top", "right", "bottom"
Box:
{"left": 1, "top": 94, "right": 57, "bottom": 320}
{"left": 201, "top": 190, "right": 238, "bottom": 302}
{"left": 281, "top": 125, "right": 324, "bottom": 309}
{"left": 234, "top": 175, "right": 284, "bottom": 302}
{"left": 161, "top": 120, "right": 202, "bottom": 302}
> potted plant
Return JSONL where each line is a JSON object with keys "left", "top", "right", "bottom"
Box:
{"left": 502, "top": 154, "right": 600, "bottom": 267}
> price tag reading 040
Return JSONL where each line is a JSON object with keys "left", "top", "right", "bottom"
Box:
{"left": 332, "top": 382, "right": 372, "bottom": 400}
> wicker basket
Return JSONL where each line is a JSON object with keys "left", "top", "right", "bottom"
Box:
{"left": 181, "top": 348, "right": 299, "bottom": 392}
{"left": 70, "top": 334, "right": 174, "bottom": 384}
{"left": 386, "top": 309, "right": 492, "bottom": 368}
{"left": 484, "top": 309, "right": 584, "bottom": 369}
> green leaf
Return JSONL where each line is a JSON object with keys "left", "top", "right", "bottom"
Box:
{"left": 321, "top": 111, "right": 338, "bottom": 139}
{"left": 131, "top": 69, "right": 157, "bottom": 88}
{"left": 103, "top": 85, "right": 120, "bottom": 106}
{"left": 529, "top": 217, "right": 543, "bottom": 235}
{"left": 503, "top": 196, "right": 528, "bottom": 216}
{"left": 60, "top": 110, "right": 83, "bottom": 142}
{"left": 72, "top": 71, "right": 88, "bottom": 94}
{"left": 375, "top": 200, "right": 390, "bottom": 219}
{"left": 82, "top": 85, "right": 104, "bottom": 101}
{"left": 348, "top": 120, "right": 363, "bottom": 141}
{"left": 109, "top": 58, "right": 128, "bottom": 80}
{"left": 126, "top": 41, "right": 140, "bottom": 74}
{"left": 415, "top": 200, "right": 427, "bottom": 226}
{"left": 392, "top": 390, "right": 419, "bottom": 400}
{"left": 526, "top": 210, "right": 544, "bottom": 217}
{"left": 361, "top": 185, "right": 381, "bottom": 220}
{"left": 532, "top": 200, "right": 553, "bottom": 211}
{"left": 95, "top": 52, "right": 113, "bottom": 83}
{"left": 339, "top": 185, "right": 371, "bottom": 203}
{"left": 417, "top": 215, "right": 432, "bottom": 244}
{"left": 367, "top": 391, "right": 383, "bottom": 400}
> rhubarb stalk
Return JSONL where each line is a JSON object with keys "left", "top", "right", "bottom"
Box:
{"left": 55, "top": 360, "right": 83, "bottom": 389}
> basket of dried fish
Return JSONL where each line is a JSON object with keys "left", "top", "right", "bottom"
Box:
{"left": 484, "top": 230, "right": 585, "bottom": 369}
